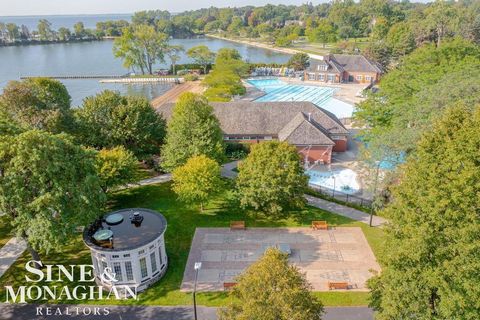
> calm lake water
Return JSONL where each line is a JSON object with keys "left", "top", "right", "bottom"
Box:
{"left": 0, "top": 37, "right": 290, "bottom": 106}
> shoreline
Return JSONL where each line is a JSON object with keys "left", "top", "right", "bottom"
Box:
{"left": 205, "top": 34, "right": 326, "bottom": 61}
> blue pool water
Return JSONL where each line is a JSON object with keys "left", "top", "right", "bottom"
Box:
{"left": 247, "top": 78, "right": 354, "bottom": 118}
{"left": 307, "top": 168, "right": 360, "bottom": 194}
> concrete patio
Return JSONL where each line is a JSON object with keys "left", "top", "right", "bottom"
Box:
{"left": 181, "top": 227, "right": 380, "bottom": 292}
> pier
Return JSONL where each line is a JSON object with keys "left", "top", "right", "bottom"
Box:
{"left": 20, "top": 75, "right": 183, "bottom": 84}
{"left": 151, "top": 81, "right": 205, "bottom": 108}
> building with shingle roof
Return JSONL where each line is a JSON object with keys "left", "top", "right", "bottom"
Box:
{"left": 159, "top": 101, "right": 349, "bottom": 164}
{"left": 306, "top": 54, "right": 383, "bottom": 84}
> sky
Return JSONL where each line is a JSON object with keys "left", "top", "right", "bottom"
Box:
{"left": 0, "top": 0, "right": 431, "bottom": 16}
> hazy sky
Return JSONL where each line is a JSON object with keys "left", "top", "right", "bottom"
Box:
{"left": 0, "top": 0, "right": 430, "bottom": 16}
{"left": 0, "top": 0, "right": 316, "bottom": 16}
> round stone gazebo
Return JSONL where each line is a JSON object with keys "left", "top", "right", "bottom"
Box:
{"left": 83, "top": 208, "right": 168, "bottom": 292}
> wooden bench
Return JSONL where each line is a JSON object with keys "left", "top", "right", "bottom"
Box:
{"left": 230, "top": 221, "right": 245, "bottom": 230}
{"left": 328, "top": 282, "right": 349, "bottom": 290}
{"left": 223, "top": 282, "right": 237, "bottom": 291}
{"left": 311, "top": 220, "right": 328, "bottom": 230}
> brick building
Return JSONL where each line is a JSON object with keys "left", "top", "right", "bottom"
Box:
{"left": 159, "top": 101, "right": 349, "bottom": 165}
{"left": 305, "top": 54, "right": 383, "bottom": 84}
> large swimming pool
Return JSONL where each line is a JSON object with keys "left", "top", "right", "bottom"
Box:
{"left": 247, "top": 78, "right": 354, "bottom": 118}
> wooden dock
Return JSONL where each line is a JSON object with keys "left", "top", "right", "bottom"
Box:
{"left": 20, "top": 75, "right": 183, "bottom": 84}
{"left": 151, "top": 81, "right": 205, "bottom": 109}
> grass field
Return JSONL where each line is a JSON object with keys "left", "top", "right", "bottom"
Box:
{"left": 0, "top": 215, "right": 14, "bottom": 248}
{"left": 0, "top": 181, "right": 383, "bottom": 307}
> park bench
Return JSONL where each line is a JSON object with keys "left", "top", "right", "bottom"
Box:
{"left": 328, "top": 282, "right": 349, "bottom": 290}
{"left": 311, "top": 220, "right": 328, "bottom": 230}
{"left": 230, "top": 221, "right": 245, "bottom": 230}
{"left": 223, "top": 282, "right": 237, "bottom": 291}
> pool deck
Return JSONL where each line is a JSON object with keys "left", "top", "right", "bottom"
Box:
{"left": 243, "top": 78, "right": 367, "bottom": 106}
{"left": 151, "top": 81, "right": 205, "bottom": 108}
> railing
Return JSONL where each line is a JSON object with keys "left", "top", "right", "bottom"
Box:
{"left": 309, "top": 184, "right": 372, "bottom": 208}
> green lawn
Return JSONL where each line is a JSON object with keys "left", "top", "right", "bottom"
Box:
{"left": 0, "top": 215, "right": 14, "bottom": 248}
{"left": 0, "top": 181, "right": 383, "bottom": 307}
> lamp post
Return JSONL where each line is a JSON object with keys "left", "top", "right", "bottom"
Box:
{"left": 193, "top": 262, "right": 202, "bottom": 320}
{"left": 369, "top": 161, "right": 381, "bottom": 227}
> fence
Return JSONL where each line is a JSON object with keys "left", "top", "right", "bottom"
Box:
{"left": 309, "top": 184, "right": 373, "bottom": 209}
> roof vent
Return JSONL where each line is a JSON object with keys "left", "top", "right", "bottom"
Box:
{"left": 130, "top": 211, "right": 144, "bottom": 227}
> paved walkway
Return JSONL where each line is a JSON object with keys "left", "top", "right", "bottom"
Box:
{"left": 306, "top": 195, "right": 386, "bottom": 227}
{"left": 0, "top": 303, "right": 374, "bottom": 320}
{"left": 0, "top": 237, "right": 26, "bottom": 278}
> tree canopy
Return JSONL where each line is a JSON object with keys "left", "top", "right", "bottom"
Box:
{"left": 113, "top": 25, "right": 168, "bottom": 75}
{"left": 236, "top": 141, "right": 307, "bottom": 217}
{"left": 0, "top": 78, "right": 73, "bottom": 133}
{"left": 203, "top": 48, "right": 247, "bottom": 102}
{"left": 74, "top": 90, "right": 166, "bottom": 158}
{"left": 368, "top": 104, "right": 480, "bottom": 319}
{"left": 287, "top": 52, "right": 310, "bottom": 71}
{"left": 186, "top": 45, "right": 216, "bottom": 74}
{"left": 219, "top": 248, "right": 324, "bottom": 320}
{"left": 0, "top": 131, "right": 106, "bottom": 261}
{"left": 354, "top": 39, "right": 480, "bottom": 158}
{"left": 172, "top": 155, "right": 223, "bottom": 211}
{"left": 95, "top": 146, "right": 138, "bottom": 192}
{"left": 161, "top": 93, "right": 225, "bottom": 171}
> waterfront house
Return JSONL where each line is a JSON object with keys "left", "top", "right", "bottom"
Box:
{"left": 159, "top": 101, "right": 349, "bottom": 165}
{"left": 305, "top": 54, "right": 382, "bottom": 84}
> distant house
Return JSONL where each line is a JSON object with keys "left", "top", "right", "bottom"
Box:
{"left": 305, "top": 54, "right": 383, "bottom": 84}
{"left": 159, "top": 101, "right": 349, "bottom": 165}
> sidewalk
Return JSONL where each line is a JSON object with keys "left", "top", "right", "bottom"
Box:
{"left": 306, "top": 194, "right": 386, "bottom": 227}
{"left": 0, "top": 237, "right": 26, "bottom": 278}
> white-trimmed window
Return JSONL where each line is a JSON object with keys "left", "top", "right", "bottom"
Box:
{"left": 158, "top": 247, "right": 163, "bottom": 266}
{"left": 308, "top": 73, "right": 315, "bottom": 80}
{"left": 150, "top": 252, "right": 158, "bottom": 273}
{"left": 125, "top": 261, "right": 134, "bottom": 281}
{"left": 327, "top": 74, "right": 335, "bottom": 82}
{"left": 113, "top": 262, "right": 123, "bottom": 282}
{"left": 356, "top": 75, "right": 363, "bottom": 81}
{"left": 318, "top": 74, "right": 325, "bottom": 81}
{"left": 365, "top": 75, "right": 372, "bottom": 81}
{"left": 140, "top": 257, "right": 148, "bottom": 278}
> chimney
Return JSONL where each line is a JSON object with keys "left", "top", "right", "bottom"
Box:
{"left": 308, "top": 112, "right": 312, "bottom": 121}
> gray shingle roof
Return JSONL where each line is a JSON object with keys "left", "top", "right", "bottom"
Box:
{"left": 332, "top": 54, "right": 383, "bottom": 73}
{"left": 278, "top": 112, "right": 335, "bottom": 145}
{"left": 307, "top": 54, "right": 383, "bottom": 74}
{"left": 158, "top": 101, "right": 348, "bottom": 138}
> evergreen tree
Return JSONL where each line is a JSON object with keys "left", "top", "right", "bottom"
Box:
{"left": 368, "top": 104, "right": 480, "bottom": 319}
{"left": 161, "top": 93, "right": 225, "bottom": 171}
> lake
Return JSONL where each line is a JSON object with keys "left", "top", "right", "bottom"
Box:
{"left": 0, "top": 37, "right": 290, "bottom": 106}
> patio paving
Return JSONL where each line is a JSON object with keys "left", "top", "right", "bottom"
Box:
{"left": 181, "top": 227, "right": 380, "bottom": 292}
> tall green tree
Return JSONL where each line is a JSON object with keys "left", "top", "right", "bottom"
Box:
{"left": 113, "top": 25, "right": 168, "bottom": 74}
{"left": 219, "top": 248, "right": 324, "bottom": 320}
{"left": 166, "top": 44, "right": 184, "bottom": 75}
{"left": 236, "top": 141, "right": 307, "bottom": 217}
{"left": 368, "top": 104, "right": 480, "bottom": 319}
{"left": 172, "top": 155, "right": 222, "bottom": 211}
{"left": 161, "top": 93, "right": 225, "bottom": 171}
{"left": 95, "top": 146, "right": 138, "bottom": 192}
{"left": 75, "top": 90, "right": 165, "bottom": 158}
{"left": 0, "top": 78, "right": 73, "bottom": 133}
{"left": 37, "top": 19, "right": 53, "bottom": 41}
{"left": 354, "top": 39, "right": 480, "bottom": 158}
{"left": 0, "top": 131, "right": 106, "bottom": 264}
{"left": 306, "top": 20, "right": 337, "bottom": 47}
{"left": 186, "top": 45, "right": 216, "bottom": 74}
{"left": 73, "top": 22, "right": 86, "bottom": 38}
{"left": 287, "top": 53, "right": 310, "bottom": 71}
